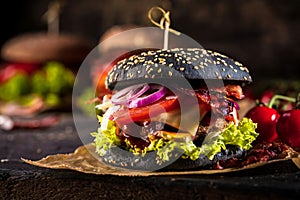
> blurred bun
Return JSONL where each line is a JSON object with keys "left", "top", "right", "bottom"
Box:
{"left": 1, "top": 32, "right": 93, "bottom": 65}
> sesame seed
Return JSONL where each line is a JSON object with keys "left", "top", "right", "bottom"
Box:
{"left": 168, "top": 63, "right": 174, "bottom": 67}
{"left": 168, "top": 71, "right": 173, "bottom": 77}
{"left": 233, "top": 69, "right": 238, "bottom": 73}
{"left": 243, "top": 76, "right": 248, "bottom": 80}
{"left": 179, "top": 67, "right": 185, "bottom": 71}
{"left": 157, "top": 68, "right": 162, "bottom": 73}
{"left": 215, "top": 71, "right": 219, "bottom": 76}
{"left": 194, "top": 66, "right": 199, "bottom": 70}
{"left": 222, "top": 68, "right": 226, "bottom": 72}
{"left": 234, "top": 61, "right": 242, "bottom": 66}
{"left": 227, "top": 74, "right": 232, "bottom": 78}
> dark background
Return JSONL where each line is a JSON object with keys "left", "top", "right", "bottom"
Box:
{"left": 1, "top": 0, "right": 299, "bottom": 82}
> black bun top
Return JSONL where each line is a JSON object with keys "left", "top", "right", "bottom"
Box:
{"left": 106, "top": 48, "right": 252, "bottom": 90}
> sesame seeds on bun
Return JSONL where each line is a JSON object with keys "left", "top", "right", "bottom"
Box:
{"left": 106, "top": 48, "right": 252, "bottom": 90}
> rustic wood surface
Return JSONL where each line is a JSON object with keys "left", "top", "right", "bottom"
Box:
{"left": 1, "top": 113, "right": 300, "bottom": 200}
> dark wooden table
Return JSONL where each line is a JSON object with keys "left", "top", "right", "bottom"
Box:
{"left": 1, "top": 114, "right": 300, "bottom": 200}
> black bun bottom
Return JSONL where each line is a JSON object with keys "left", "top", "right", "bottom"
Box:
{"left": 99, "top": 145, "right": 245, "bottom": 171}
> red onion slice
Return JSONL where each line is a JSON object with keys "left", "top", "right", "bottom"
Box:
{"left": 111, "top": 84, "right": 150, "bottom": 105}
{"left": 128, "top": 85, "right": 167, "bottom": 108}
{"left": 233, "top": 100, "right": 240, "bottom": 110}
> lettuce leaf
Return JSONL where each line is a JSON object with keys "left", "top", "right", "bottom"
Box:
{"left": 0, "top": 73, "right": 30, "bottom": 101}
{"left": 91, "top": 116, "right": 120, "bottom": 156}
{"left": 0, "top": 62, "right": 75, "bottom": 107}
{"left": 92, "top": 117, "right": 258, "bottom": 161}
{"left": 200, "top": 118, "right": 259, "bottom": 160}
{"left": 31, "top": 62, "right": 74, "bottom": 96}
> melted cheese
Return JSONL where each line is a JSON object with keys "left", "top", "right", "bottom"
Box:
{"left": 151, "top": 103, "right": 210, "bottom": 136}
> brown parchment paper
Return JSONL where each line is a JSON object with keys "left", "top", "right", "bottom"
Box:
{"left": 22, "top": 144, "right": 300, "bottom": 176}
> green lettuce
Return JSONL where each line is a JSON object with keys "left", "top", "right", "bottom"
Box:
{"left": 31, "top": 62, "right": 74, "bottom": 96}
{"left": 0, "top": 73, "right": 30, "bottom": 101}
{"left": 91, "top": 116, "right": 120, "bottom": 156}
{"left": 200, "top": 118, "right": 259, "bottom": 160}
{"left": 92, "top": 117, "right": 259, "bottom": 161}
{"left": 0, "top": 61, "right": 75, "bottom": 107}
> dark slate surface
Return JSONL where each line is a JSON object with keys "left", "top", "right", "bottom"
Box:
{"left": 0, "top": 113, "right": 300, "bottom": 200}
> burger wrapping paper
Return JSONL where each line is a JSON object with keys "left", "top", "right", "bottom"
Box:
{"left": 22, "top": 144, "right": 300, "bottom": 176}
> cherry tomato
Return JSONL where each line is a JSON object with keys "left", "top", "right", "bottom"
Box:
{"left": 245, "top": 106, "right": 280, "bottom": 143}
{"left": 276, "top": 110, "right": 300, "bottom": 151}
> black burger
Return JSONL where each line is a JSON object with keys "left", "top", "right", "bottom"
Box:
{"left": 92, "top": 48, "right": 259, "bottom": 171}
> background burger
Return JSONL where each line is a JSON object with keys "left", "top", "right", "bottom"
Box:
{"left": 0, "top": 32, "right": 93, "bottom": 116}
{"left": 91, "top": 48, "right": 260, "bottom": 171}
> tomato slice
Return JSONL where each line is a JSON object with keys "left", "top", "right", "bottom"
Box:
{"left": 0, "top": 63, "right": 39, "bottom": 83}
{"left": 113, "top": 97, "right": 179, "bottom": 125}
